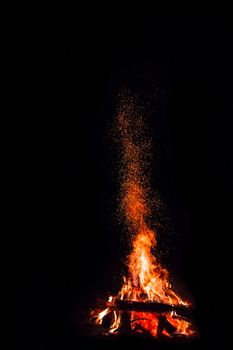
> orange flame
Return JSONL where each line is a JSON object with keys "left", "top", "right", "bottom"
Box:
{"left": 91, "top": 93, "right": 195, "bottom": 338}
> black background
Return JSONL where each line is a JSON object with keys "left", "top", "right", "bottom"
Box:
{"left": 16, "top": 15, "right": 232, "bottom": 349}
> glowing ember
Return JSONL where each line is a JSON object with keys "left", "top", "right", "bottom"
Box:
{"left": 89, "top": 91, "right": 196, "bottom": 339}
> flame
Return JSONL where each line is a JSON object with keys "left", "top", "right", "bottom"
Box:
{"left": 91, "top": 93, "right": 196, "bottom": 338}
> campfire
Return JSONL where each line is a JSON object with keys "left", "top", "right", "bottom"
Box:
{"left": 88, "top": 92, "right": 196, "bottom": 339}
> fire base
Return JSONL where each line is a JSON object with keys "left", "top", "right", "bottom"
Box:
{"left": 89, "top": 298, "right": 196, "bottom": 340}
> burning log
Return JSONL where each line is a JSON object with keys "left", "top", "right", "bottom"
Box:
{"left": 157, "top": 315, "right": 176, "bottom": 337}
{"left": 114, "top": 299, "right": 192, "bottom": 318}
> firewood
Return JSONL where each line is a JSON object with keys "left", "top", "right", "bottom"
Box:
{"left": 114, "top": 299, "right": 192, "bottom": 317}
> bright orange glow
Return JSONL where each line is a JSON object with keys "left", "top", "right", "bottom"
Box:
{"left": 90, "top": 93, "right": 196, "bottom": 338}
